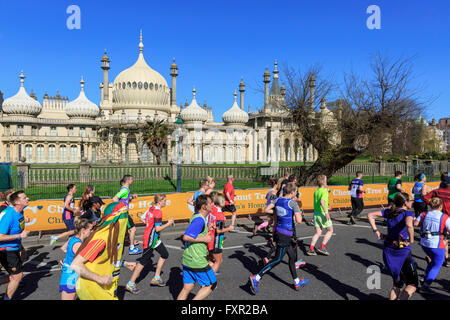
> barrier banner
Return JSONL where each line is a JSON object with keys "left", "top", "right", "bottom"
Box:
{"left": 22, "top": 182, "right": 442, "bottom": 232}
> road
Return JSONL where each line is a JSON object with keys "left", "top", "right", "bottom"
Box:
{"left": 6, "top": 209, "right": 450, "bottom": 300}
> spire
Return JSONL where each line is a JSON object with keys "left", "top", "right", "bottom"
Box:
{"left": 80, "top": 76, "right": 85, "bottom": 91}
{"left": 19, "top": 71, "right": 25, "bottom": 87}
{"left": 273, "top": 60, "right": 279, "bottom": 78}
{"left": 139, "top": 29, "right": 144, "bottom": 53}
{"left": 192, "top": 87, "right": 196, "bottom": 100}
{"left": 234, "top": 90, "right": 237, "bottom": 102}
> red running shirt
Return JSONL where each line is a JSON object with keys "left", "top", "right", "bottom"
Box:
{"left": 224, "top": 182, "right": 235, "bottom": 206}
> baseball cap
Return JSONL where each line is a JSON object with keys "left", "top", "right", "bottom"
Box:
{"left": 89, "top": 196, "right": 105, "bottom": 205}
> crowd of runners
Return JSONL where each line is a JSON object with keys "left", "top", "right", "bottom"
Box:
{"left": 0, "top": 170, "right": 449, "bottom": 300}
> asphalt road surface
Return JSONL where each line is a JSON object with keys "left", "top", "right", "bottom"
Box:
{"left": 5, "top": 210, "right": 450, "bottom": 300}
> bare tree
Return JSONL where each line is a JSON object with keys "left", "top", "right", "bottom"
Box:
{"left": 281, "top": 54, "right": 425, "bottom": 185}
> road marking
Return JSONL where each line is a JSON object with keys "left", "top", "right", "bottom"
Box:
{"left": 333, "top": 223, "right": 372, "bottom": 229}
{"left": 222, "top": 234, "right": 336, "bottom": 251}
{"left": 23, "top": 266, "right": 62, "bottom": 275}
{"left": 165, "top": 244, "right": 183, "bottom": 251}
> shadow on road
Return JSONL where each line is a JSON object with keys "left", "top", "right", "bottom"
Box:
{"left": 302, "top": 264, "right": 385, "bottom": 300}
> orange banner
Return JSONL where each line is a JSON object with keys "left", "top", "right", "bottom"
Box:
{"left": 22, "top": 182, "right": 442, "bottom": 232}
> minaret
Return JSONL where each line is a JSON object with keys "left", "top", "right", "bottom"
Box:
{"left": 263, "top": 67, "right": 270, "bottom": 112}
{"left": 170, "top": 58, "right": 178, "bottom": 106}
{"left": 101, "top": 49, "right": 110, "bottom": 103}
{"left": 239, "top": 78, "right": 245, "bottom": 111}
{"left": 280, "top": 85, "right": 286, "bottom": 101}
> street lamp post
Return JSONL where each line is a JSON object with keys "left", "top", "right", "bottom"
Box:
{"left": 175, "top": 114, "right": 184, "bottom": 193}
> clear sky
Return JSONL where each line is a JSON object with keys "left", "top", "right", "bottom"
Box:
{"left": 0, "top": 0, "right": 449, "bottom": 122}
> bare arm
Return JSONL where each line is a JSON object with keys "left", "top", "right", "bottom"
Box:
{"left": 0, "top": 230, "right": 29, "bottom": 242}
{"left": 70, "top": 255, "right": 112, "bottom": 286}
{"left": 264, "top": 203, "right": 275, "bottom": 214}
{"left": 294, "top": 211, "right": 303, "bottom": 224}
{"left": 367, "top": 211, "right": 383, "bottom": 239}
{"left": 112, "top": 196, "right": 119, "bottom": 202}
{"left": 187, "top": 195, "right": 194, "bottom": 206}
{"left": 406, "top": 216, "right": 414, "bottom": 244}
{"left": 155, "top": 218, "right": 174, "bottom": 233}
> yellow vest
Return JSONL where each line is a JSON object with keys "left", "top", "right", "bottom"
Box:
{"left": 76, "top": 202, "right": 128, "bottom": 300}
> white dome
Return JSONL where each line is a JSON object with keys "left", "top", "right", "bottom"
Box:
{"left": 65, "top": 78, "right": 99, "bottom": 119}
{"left": 222, "top": 92, "right": 248, "bottom": 125}
{"left": 112, "top": 31, "right": 170, "bottom": 113}
{"left": 180, "top": 88, "right": 208, "bottom": 123}
{"left": 2, "top": 72, "right": 42, "bottom": 116}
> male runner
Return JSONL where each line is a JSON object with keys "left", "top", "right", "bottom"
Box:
{"left": 112, "top": 175, "right": 142, "bottom": 255}
{"left": 0, "top": 191, "right": 30, "bottom": 300}
{"left": 177, "top": 194, "right": 216, "bottom": 300}
{"left": 347, "top": 171, "right": 365, "bottom": 225}
{"left": 249, "top": 183, "right": 309, "bottom": 294}
{"left": 387, "top": 171, "right": 404, "bottom": 206}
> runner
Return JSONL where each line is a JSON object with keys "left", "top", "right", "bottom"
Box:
{"left": 78, "top": 185, "right": 95, "bottom": 214}
{"left": 223, "top": 175, "right": 237, "bottom": 232}
{"left": 177, "top": 194, "right": 217, "bottom": 300}
{"left": 208, "top": 193, "right": 234, "bottom": 275}
{"left": 367, "top": 192, "right": 418, "bottom": 300}
{"left": 125, "top": 194, "right": 174, "bottom": 294}
{"left": 414, "top": 197, "right": 450, "bottom": 294}
{"left": 387, "top": 171, "right": 404, "bottom": 207}
{"left": 253, "top": 179, "right": 277, "bottom": 236}
{"left": 112, "top": 175, "right": 142, "bottom": 255}
{"left": 276, "top": 171, "right": 290, "bottom": 198}
{"left": 50, "top": 184, "right": 80, "bottom": 246}
{"left": 423, "top": 174, "right": 450, "bottom": 267}
{"left": 307, "top": 175, "right": 333, "bottom": 256}
{"left": 249, "top": 182, "right": 309, "bottom": 294}
{"left": 71, "top": 201, "right": 132, "bottom": 300}
{"left": 412, "top": 173, "right": 428, "bottom": 218}
{"left": 0, "top": 191, "right": 30, "bottom": 300}
{"left": 187, "top": 179, "right": 208, "bottom": 209}
{"left": 347, "top": 171, "right": 365, "bottom": 225}
{"left": 204, "top": 176, "right": 216, "bottom": 195}
{"left": 59, "top": 217, "right": 93, "bottom": 300}
{"left": 82, "top": 196, "right": 104, "bottom": 225}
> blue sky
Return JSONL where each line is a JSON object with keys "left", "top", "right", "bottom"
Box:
{"left": 0, "top": 0, "right": 449, "bottom": 122}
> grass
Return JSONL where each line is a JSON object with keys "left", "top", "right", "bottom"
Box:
{"left": 17, "top": 174, "right": 443, "bottom": 201}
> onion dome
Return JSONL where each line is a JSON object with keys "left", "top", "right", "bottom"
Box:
{"left": 222, "top": 91, "right": 249, "bottom": 125}
{"left": 2, "top": 71, "right": 42, "bottom": 116}
{"left": 65, "top": 77, "right": 99, "bottom": 119}
{"left": 112, "top": 30, "right": 170, "bottom": 110}
{"left": 180, "top": 88, "right": 208, "bottom": 123}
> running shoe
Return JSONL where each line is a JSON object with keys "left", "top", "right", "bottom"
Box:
{"left": 419, "top": 285, "right": 436, "bottom": 295}
{"left": 150, "top": 278, "right": 166, "bottom": 287}
{"left": 294, "top": 278, "right": 309, "bottom": 290}
{"left": 443, "top": 259, "right": 449, "bottom": 268}
{"left": 295, "top": 259, "right": 306, "bottom": 268}
{"left": 306, "top": 248, "right": 317, "bottom": 256}
{"left": 125, "top": 283, "right": 141, "bottom": 295}
{"left": 316, "top": 247, "right": 330, "bottom": 256}
{"left": 128, "top": 247, "right": 143, "bottom": 255}
{"left": 347, "top": 216, "right": 356, "bottom": 225}
{"left": 249, "top": 275, "right": 259, "bottom": 294}
{"left": 49, "top": 236, "right": 58, "bottom": 246}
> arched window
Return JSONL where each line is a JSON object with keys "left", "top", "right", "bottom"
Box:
{"left": 49, "top": 145, "right": 55, "bottom": 162}
{"left": 37, "top": 145, "right": 44, "bottom": 162}
{"left": 6, "top": 145, "right": 10, "bottom": 162}
{"left": 80, "top": 127, "right": 86, "bottom": 137}
{"left": 70, "top": 145, "right": 78, "bottom": 162}
{"left": 59, "top": 145, "right": 67, "bottom": 162}
{"left": 142, "top": 144, "right": 151, "bottom": 162}
{"left": 25, "top": 144, "right": 32, "bottom": 162}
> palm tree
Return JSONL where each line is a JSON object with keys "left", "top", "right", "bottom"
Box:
{"left": 143, "top": 120, "right": 169, "bottom": 165}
